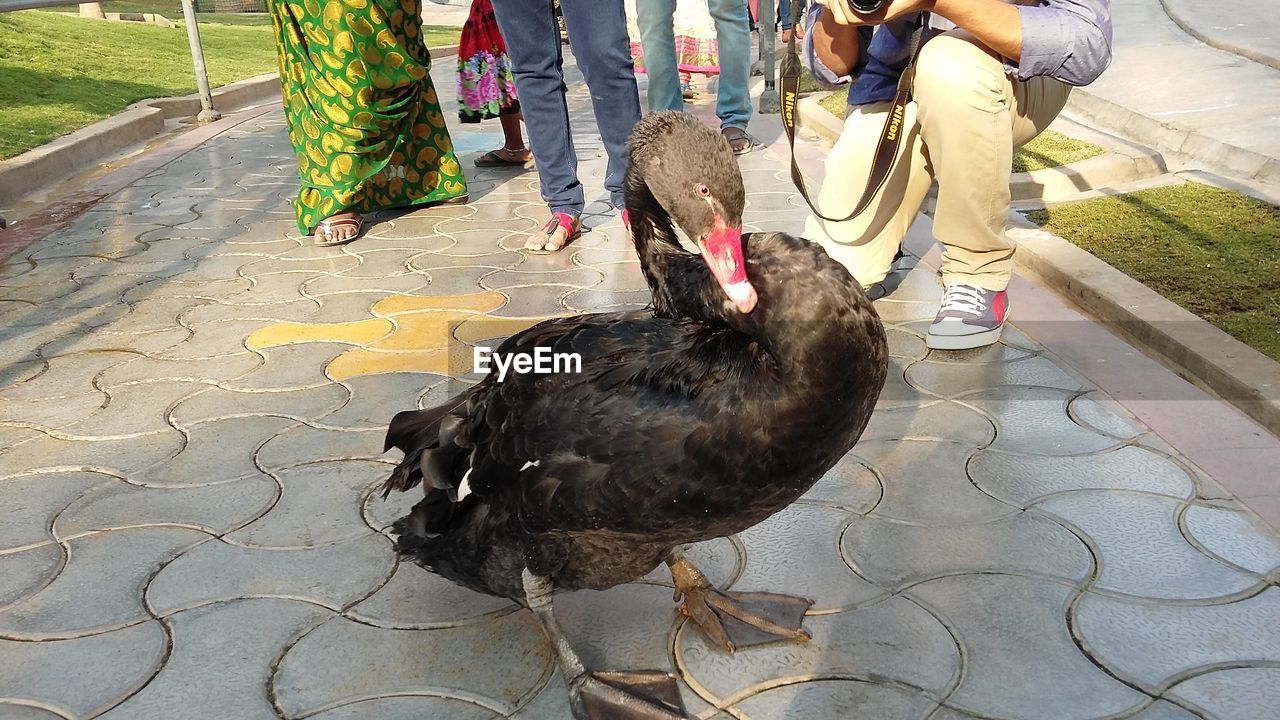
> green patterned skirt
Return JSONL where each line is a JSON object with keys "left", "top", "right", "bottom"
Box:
{"left": 269, "top": 0, "right": 469, "bottom": 234}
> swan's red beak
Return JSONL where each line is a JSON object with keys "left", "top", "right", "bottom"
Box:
{"left": 699, "top": 218, "right": 757, "bottom": 314}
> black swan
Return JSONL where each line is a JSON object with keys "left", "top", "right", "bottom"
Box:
{"left": 382, "top": 111, "right": 888, "bottom": 719}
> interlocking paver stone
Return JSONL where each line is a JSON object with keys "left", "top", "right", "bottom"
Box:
{"left": 1037, "top": 491, "right": 1260, "bottom": 599}
{"left": 677, "top": 596, "right": 959, "bottom": 705}
{"left": 169, "top": 385, "right": 349, "bottom": 426}
{"left": 1075, "top": 588, "right": 1280, "bottom": 688}
{"left": 0, "top": 544, "right": 66, "bottom": 607}
{"left": 844, "top": 511, "right": 1094, "bottom": 588}
{"left": 802, "top": 454, "right": 883, "bottom": 513}
{"left": 135, "top": 415, "right": 296, "bottom": 486}
{"left": 0, "top": 527, "right": 206, "bottom": 638}
{"left": 907, "top": 355, "right": 1090, "bottom": 395}
{"left": 1182, "top": 504, "right": 1280, "bottom": 575}
{"left": 1166, "top": 667, "right": 1280, "bottom": 720}
{"left": 1069, "top": 392, "right": 1146, "bottom": 439}
{"left": 255, "top": 426, "right": 385, "bottom": 470}
{"left": 225, "top": 460, "right": 387, "bottom": 547}
{"left": 969, "top": 446, "right": 1197, "bottom": 506}
{"left": 0, "top": 471, "right": 110, "bottom": 550}
{"left": 859, "top": 399, "right": 997, "bottom": 444}
{"left": 909, "top": 574, "right": 1148, "bottom": 719}
{"left": 0, "top": 622, "right": 167, "bottom": 718}
{"left": 55, "top": 474, "right": 279, "bottom": 538}
{"left": 63, "top": 380, "right": 208, "bottom": 437}
{"left": 734, "top": 680, "right": 937, "bottom": 720}
{"left": 346, "top": 560, "right": 515, "bottom": 629}
{"left": 98, "top": 599, "right": 332, "bottom": 720}
{"left": 857, "top": 440, "right": 1017, "bottom": 523}
{"left": 147, "top": 533, "right": 393, "bottom": 615}
{"left": 0, "top": 429, "right": 186, "bottom": 479}
{"left": 732, "top": 504, "right": 886, "bottom": 611}
{"left": 965, "top": 386, "right": 1125, "bottom": 455}
{"left": 274, "top": 612, "right": 552, "bottom": 718}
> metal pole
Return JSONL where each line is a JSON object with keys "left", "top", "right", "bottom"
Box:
{"left": 179, "top": 0, "right": 220, "bottom": 122}
{"left": 758, "top": 0, "right": 779, "bottom": 113}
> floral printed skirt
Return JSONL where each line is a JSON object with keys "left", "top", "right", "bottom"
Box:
{"left": 269, "top": 0, "right": 468, "bottom": 234}
{"left": 458, "top": 0, "right": 520, "bottom": 123}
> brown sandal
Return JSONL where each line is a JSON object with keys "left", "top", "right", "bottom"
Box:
{"left": 721, "top": 126, "right": 760, "bottom": 156}
{"left": 314, "top": 213, "right": 363, "bottom": 247}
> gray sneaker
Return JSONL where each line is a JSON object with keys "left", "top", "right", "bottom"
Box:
{"left": 926, "top": 285, "right": 1009, "bottom": 350}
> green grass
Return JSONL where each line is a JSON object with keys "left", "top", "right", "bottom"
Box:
{"left": 1013, "top": 129, "right": 1104, "bottom": 173}
{"left": 0, "top": 9, "right": 461, "bottom": 160}
{"left": 818, "top": 89, "right": 847, "bottom": 118}
{"left": 1027, "top": 183, "right": 1280, "bottom": 361}
{"left": 50, "top": 2, "right": 273, "bottom": 25}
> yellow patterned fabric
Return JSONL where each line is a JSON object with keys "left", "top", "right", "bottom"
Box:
{"left": 270, "top": 0, "right": 468, "bottom": 234}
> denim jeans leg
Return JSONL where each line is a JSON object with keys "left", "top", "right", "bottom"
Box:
{"left": 778, "top": 0, "right": 792, "bottom": 29}
{"left": 635, "top": 0, "right": 683, "bottom": 114}
{"left": 560, "top": 0, "right": 643, "bottom": 209}
{"left": 489, "top": 0, "right": 583, "bottom": 215}
{"left": 708, "top": 0, "right": 753, "bottom": 131}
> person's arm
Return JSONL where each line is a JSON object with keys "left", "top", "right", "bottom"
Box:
{"left": 931, "top": 0, "right": 1114, "bottom": 85}
{"left": 809, "top": 3, "right": 864, "bottom": 77}
{"left": 931, "top": 0, "right": 1022, "bottom": 61}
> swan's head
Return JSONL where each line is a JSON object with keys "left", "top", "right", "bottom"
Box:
{"left": 628, "top": 111, "right": 756, "bottom": 314}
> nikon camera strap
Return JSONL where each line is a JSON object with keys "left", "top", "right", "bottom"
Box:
{"left": 780, "top": 9, "right": 926, "bottom": 223}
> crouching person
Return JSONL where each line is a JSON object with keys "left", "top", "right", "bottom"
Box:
{"left": 803, "top": 0, "right": 1112, "bottom": 349}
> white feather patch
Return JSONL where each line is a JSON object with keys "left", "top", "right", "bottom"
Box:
{"left": 520, "top": 461, "right": 540, "bottom": 471}
{"left": 456, "top": 468, "right": 473, "bottom": 501}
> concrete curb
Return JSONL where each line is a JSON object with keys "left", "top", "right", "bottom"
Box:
{"left": 1157, "top": 0, "right": 1280, "bottom": 72}
{"left": 0, "top": 45, "right": 459, "bottom": 211}
{"left": 1008, "top": 213, "right": 1280, "bottom": 437}
{"left": 1065, "top": 89, "right": 1280, "bottom": 185}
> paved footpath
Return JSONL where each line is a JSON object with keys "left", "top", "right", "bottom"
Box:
{"left": 2, "top": 52, "right": 1280, "bottom": 720}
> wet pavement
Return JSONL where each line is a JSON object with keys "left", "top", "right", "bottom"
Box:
{"left": 1, "top": 55, "right": 1280, "bottom": 720}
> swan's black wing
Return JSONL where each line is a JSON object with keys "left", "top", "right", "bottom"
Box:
{"left": 383, "top": 310, "right": 767, "bottom": 536}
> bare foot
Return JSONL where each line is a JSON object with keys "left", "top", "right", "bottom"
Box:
{"left": 525, "top": 211, "right": 580, "bottom": 254}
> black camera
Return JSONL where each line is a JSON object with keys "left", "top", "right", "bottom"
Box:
{"left": 846, "top": 0, "right": 890, "bottom": 13}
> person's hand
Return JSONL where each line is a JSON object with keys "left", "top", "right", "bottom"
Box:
{"left": 815, "top": 0, "right": 935, "bottom": 26}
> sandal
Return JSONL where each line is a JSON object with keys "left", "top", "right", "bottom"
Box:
{"left": 475, "top": 148, "right": 533, "bottom": 168}
{"left": 721, "top": 126, "right": 760, "bottom": 156}
{"left": 526, "top": 211, "right": 581, "bottom": 254}
{"left": 314, "top": 212, "right": 363, "bottom": 247}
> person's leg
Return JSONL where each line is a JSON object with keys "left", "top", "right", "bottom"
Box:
{"left": 707, "top": 0, "right": 753, "bottom": 144}
{"left": 801, "top": 100, "right": 933, "bottom": 291}
{"left": 490, "top": 0, "right": 584, "bottom": 243}
{"left": 497, "top": 111, "right": 532, "bottom": 162}
{"left": 911, "top": 31, "right": 1069, "bottom": 348}
{"left": 913, "top": 32, "right": 1027, "bottom": 292}
{"left": 779, "top": 0, "right": 792, "bottom": 43}
{"left": 559, "top": 0, "right": 643, "bottom": 210}
{"left": 635, "top": 0, "right": 683, "bottom": 113}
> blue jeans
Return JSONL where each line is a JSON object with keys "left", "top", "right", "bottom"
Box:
{"left": 779, "top": 0, "right": 792, "bottom": 29}
{"left": 635, "top": 0, "right": 753, "bottom": 131}
{"left": 489, "top": 0, "right": 641, "bottom": 213}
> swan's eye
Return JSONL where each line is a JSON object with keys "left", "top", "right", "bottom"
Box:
{"left": 695, "top": 184, "right": 710, "bottom": 198}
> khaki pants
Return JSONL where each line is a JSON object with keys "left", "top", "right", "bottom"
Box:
{"left": 802, "top": 32, "right": 1072, "bottom": 292}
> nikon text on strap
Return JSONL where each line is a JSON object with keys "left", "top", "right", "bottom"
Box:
{"left": 779, "top": 10, "right": 925, "bottom": 223}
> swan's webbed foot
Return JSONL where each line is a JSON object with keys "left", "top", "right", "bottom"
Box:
{"left": 667, "top": 552, "right": 813, "bottom": 653}
{"left": 521, "top": 570, "right": 688, "bottom": 720}
{"left": 574, "top": 670, "right": 686, "bottom": 720}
